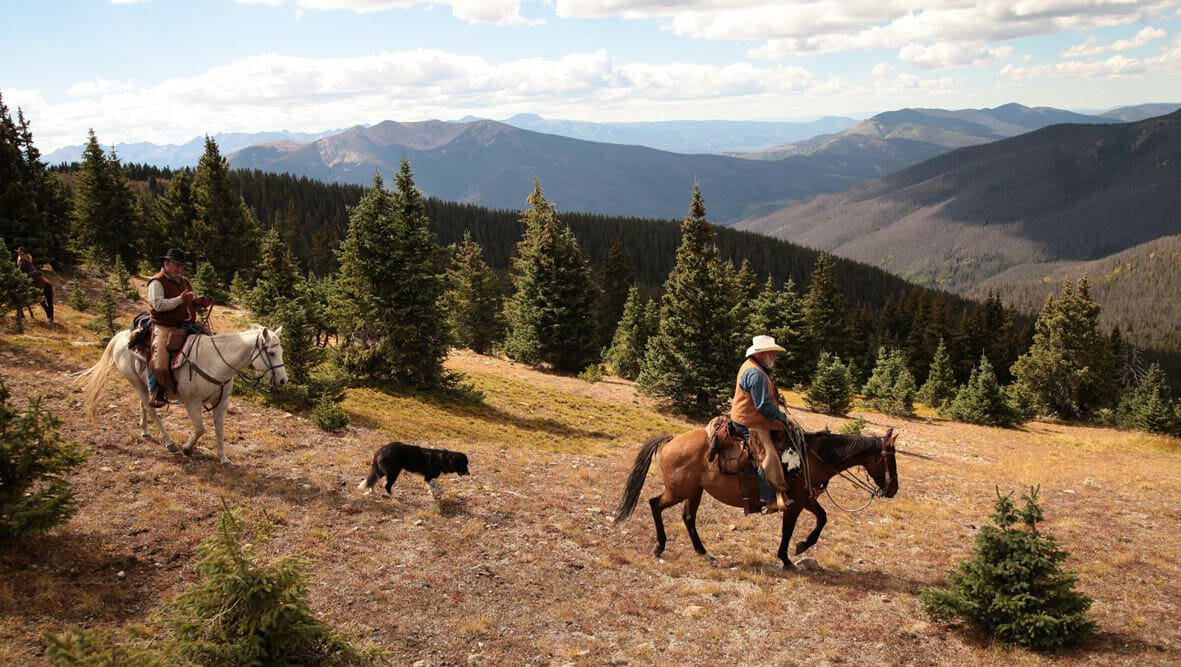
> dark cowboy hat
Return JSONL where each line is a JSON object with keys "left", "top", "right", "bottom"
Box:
{"left": 159, "top": 248, "right": 190, "bottom": 266}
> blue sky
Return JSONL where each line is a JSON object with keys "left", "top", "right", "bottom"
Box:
{"left": 3, "top": 0, "right": 1180, "bottom": 150}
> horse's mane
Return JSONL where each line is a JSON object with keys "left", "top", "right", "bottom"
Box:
{"left": 805, "top": 432, "right": 881, "bottom": 466}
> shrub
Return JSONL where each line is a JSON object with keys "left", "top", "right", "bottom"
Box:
{"left": 805, "top": 352, "right": 855, "bottom": 416}
{"left": 918, "top": 337, "right": 957, "bottom": 409}
{"left": 82, "top": 281, "right": 118, "bottom": 341}
{"left": 46, "top": 501, "right": 378, "bottom": 665}
{"left": 577, "top": 363, "right": 604, "bottom": 383}
{"left": 862, "top": 347, "right": 916, "bottom": 416}
{"left": 191, "top": 261, "right": 229, "bottom": 304}
{"left": 66, "top": 281, "right": 90, "bottom": 312}
{"left": 111, "top": 256, "right": 138, "bottom": 300}
{"left": 312, "top": 394, "right": 350, "bottom": 432}
{"left": 921, "top": 487, "right": 1095, "bottom": 649}
{"left": 839, "top": 416, "right": 866, "bottom": 435}
{"left": 1115, "top": 363, "right": 1178, "bottom": 435}
{"left": 0, "top": 381, "right": 89, "bottom": 544}
{"left": 940, "top": 355, "right": 1022, "bottom": 427}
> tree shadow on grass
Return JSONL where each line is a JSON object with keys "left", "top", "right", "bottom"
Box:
{"left": 0, "top": 532, "right": 159, "bottom": 624}
{"left": 357, "top": 386, "right": 615, "bottom": 441}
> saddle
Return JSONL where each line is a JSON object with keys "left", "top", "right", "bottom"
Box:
{"left": 128, "top": 313, "right": 200, "bottom": 396}
{"left": 706, "top": 415, "right": 763, "bottom": 514}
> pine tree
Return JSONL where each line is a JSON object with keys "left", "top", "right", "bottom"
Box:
{"left": 159, "top": 167, "right": 198, "bottom": 253}
{"left": 164, "top": 500, "right": 376, "bottom": 665}
{"left": 71, "top": 130, "right": 138, "bottom": 268}
{"left": 734, "top": 258, "right": 760, "bottom": 318}
{"left": 444, "top": 232, "right": 504, "bottom": 355}
{"left": 1011, "top": 278, "right": 1116, "bottom": 419}
{"left": 335, "top": 165, "right": 451, "bottom": 387}
{"left": 502, "top": 179, "right": 600, "bottom": 373}
{"left": 0, "top": 95, "right": 72, "bottom": 267}
{"left": 862, "top": 347, "right": 916, "bottom": 416}
{"left": 85, "top": 281, "right": 119, "bottom": 341}
{"left": 244, "top": 228, "right": 300, "bottom": 319}
{"left": 636, "top": 182, "right": 742, "bottom": 418}
{"left": 941, "top": 355, "right": 1021, "bottom": 427}
{"left": 191, "top": 261, "right": 229, "bottom": 305}
{"left": 748, "top": 276, "right": 808, "bottom": 388}
{"left": 918, "top": 337, "right": 957, "bottom": 409}
{"left": 111, "top": 255, "right": 138, "bottom": 300}
{"left": 0, "top": 238, "right": 40, "bottom": 331}
{"left": 193, "top": 137, "right": 260, "bottom": 284}
{"left": 0, "top": 380, "right": 90, "bottom": 543}
{"left": 595, "top": 239, "right": 635, "bottom": 349}
{"left": 921, "top": 487, "right": 1095, "bottom": 649}
{"left": 604, "top": 286, "right": 654, "bottom": 380}
{"left": 1116, "top": 363, "right": 1178, "bottom": 435}
{"left": 66, "top": 280, "right": 89, "bottom": 312}
{"left": 805, "top": 352, "right": 855, "bottom": 416}
{"left": 803, "top": 253, "right": 849, "bottom": 367}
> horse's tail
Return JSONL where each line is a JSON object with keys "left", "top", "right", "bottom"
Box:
{"left": 613, "top": 434, "right": 671, "bottom": 525}
{"left": 72, "top": 333, "right": 120, "bottom": 419}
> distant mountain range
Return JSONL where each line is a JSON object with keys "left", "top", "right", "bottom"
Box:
{"left": 727, "top": 103, "right": 1124, "bottom": 177}
{"left": 1099, "top": 102, "right": 1181, "bottom": 122}
{"left": 43, "top": 129, "right": 345, "bottom": 168}
{"left": 227, "top": 119, "right": 868, "bottom": 222}
{"left": 492, "top": 114, "right": 859, "bottom": 154}
{"left": 737, "top": 110, "right": 1181, "bottom": 289}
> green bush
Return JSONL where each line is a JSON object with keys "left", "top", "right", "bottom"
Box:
{"left": 311, "top": 394, "right": 350, "bottom": 433}
{"left": 82, "top": 281, "right": 118, "bottom": 341}
{"left": 191, "top": 262, "right": 229, "bottom": 305}
{"left": 66, "top": 281, "right": 90, "bottom": 312}
{"left": 0, "top": 381, "right": 89, "bottom": 544}
{"left": 862, "top": 347, "right": 917, "bottom": 417}
{"left": 940, "top": 355, "right": 1022, "bottom": 427}
{"left": 577, "top": 363, "right": 604, "bottom": 383}
{"left": 47, "top": 500, "right": 378, "bottom": 665}
{"left": 921, "top": 487, "right": 1095, "bottom": 649}
{"left": 1116, "top": 363, "right": 1178, "bottom": 435}
{"left": 839, "top": 416, "right": 866, "bottom": 435}
{"left": 111, "top": 256, "right": 138, "bottom": 300}
{"left": 805, "top": 352, "right": 855, "bottom": 416}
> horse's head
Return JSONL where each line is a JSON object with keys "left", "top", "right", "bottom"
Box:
{"left": 865, "top": 428, "right": 899, "bottom": 498}
{"left": 251, "top": 325, "right": 288, "bottom": 388}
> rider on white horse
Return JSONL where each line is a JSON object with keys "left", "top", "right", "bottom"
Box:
{"left": 146, "top": 248, "right": 212, "bottom": 407}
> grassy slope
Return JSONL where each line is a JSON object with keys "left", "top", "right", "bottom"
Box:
{"left": 0, "top": 270, "right": 1178, "bottom": 665}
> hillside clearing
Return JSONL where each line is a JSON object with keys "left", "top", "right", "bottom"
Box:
{"left": 0, "top": 273, "right": 1178, "bottom": 665}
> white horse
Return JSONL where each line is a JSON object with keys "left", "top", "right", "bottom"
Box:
{"left": 73, "top": 324, "right": 287, "bottom": 464}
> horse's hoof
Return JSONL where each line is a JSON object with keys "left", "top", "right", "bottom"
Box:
{"left": 166, "top": 443, "right": 180, "bottom": 453}
{"left": 653, "top": 545, "right": 665, "bottom": 558}
{"left": 781, "top": 561, "right": 796, "bottom": 571}
{"left": 182, "top": 446, "right": 195, "bottom": 457}
{"left": 794, "top": 541, "right": 811, "bottom": 556}
{"left": 219, "top": 457, "right": 231, "bottom": 465}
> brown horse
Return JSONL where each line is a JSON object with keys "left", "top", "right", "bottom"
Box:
{"left": 613, "top": 427, "right": 898, "bottom": 569}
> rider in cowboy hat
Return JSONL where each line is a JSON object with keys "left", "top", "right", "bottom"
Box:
{"left": 730, "top": 335, "right": 802, "bottom": 512}
{"left": 145, "top": 249, "right": 211, "bottom": 407}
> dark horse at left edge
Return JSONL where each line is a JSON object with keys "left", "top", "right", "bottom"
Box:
{"left": 613, "top": 427, "right": 899, "bottom": 569}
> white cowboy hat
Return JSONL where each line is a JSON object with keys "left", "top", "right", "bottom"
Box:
{"left": 746, "top": 335, "right": 786, "bottom": 358}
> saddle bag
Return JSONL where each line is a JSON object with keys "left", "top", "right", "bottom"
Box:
{"left": 706, "top": 415, "right": 751, "bottom": 475}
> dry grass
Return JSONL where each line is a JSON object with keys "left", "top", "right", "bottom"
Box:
{"left": 0, "top": 271, "right": 1177, "bottom": 665}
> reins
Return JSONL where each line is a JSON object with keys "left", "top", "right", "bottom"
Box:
{"left": 180, "top": 330, "right": 283, "bottom": 411}
{"left": 803, "top": 433, "right": 893, "bottom": 513}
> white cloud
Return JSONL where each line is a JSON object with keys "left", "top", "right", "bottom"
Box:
{"left": 236, "top": 0, "right": 543, "bottom": 26}
{"left": 898, "top": 42, "right": 1014, "bottom": 69}
{"left": 553, "top": 1, "right": 1179, "bottom": 60}
{"left": 1063, "top": 26, "right": 1167, "bottom": 57}
{"left": 20, "top": 49, "right": 962, "bottom": 150}
{"left": 1002, "top": 36, "right": 1181, "bottom": 79}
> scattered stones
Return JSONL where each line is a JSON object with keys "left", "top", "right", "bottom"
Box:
{"left": 116, "top": 571, "right": 126, "bottom": 579}
{"left": 414, "top": 519, "right": 425, "bottom": 527}
{"left": 796, "top": 558, "right": 822, "bottom": 571}
{"left": 1084, "top": 477, "right": 1101, "bottom": 489}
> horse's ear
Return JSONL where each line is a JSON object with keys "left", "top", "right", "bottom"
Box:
{"left": 272, "top": 325, "right": 282, "bottom": 336}
{"left": 884, "top": 428, "right": 896, "bottom": 445}
{"left": 250, "top": 323, "right": 264, "bottom": 330}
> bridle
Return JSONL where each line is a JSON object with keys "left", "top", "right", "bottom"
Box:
{"left": 184, "top": 330, "right": 285, "bottom": 410}
{"left": 820, "top": 433, "right": 896, "bottom": 513}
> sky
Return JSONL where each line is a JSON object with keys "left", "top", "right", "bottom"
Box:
{"left": 2, "top": 0, "right": 1180, "bottom": 151}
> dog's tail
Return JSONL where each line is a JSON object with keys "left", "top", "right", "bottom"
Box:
{"left": 613, "top": 434, "right": 671, "bottom": 525}
{"left": 357, "top": 456, "right": 382, "bottom": 491}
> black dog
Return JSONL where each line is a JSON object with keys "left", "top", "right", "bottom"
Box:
{"left": 358, "top": 441, "right": 470, "bottom": 500}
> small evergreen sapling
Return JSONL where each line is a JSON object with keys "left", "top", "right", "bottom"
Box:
{"left": 918, "top": 337, "right": 957, "bottom": 409}
{"left": 111, "top": 255, "right": 138, "bottom": 300}
{"left": 0, "top": 381, "right": 90, "bottom": 543}
{"left": 921, "top": 487, "right": 1095, "bottom": 649}
{"left": 862, "top": 347, "right": 916, "bottom": 416}
{"left": 941, "top": 355, "right": 1022, "bottom": 427}
{"left": 1116, "top": 362, "right": 1178, "bottom": 435}
{"left": 805, "top": 352, "right": 855, "bottom": 416}
{"left": 66, "top": 280, "right": 90, "bottom": 312}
